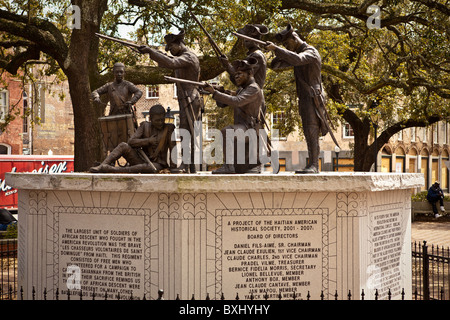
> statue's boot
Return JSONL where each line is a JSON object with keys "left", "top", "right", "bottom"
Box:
{"left": 89, "top": 146, "right": 125, "bottom": 173}
{"left": 296, "top": 165, "right": 319, "bottom": 174}
{"left": 212, "top": 164, "right": 236, "bottom": 174}
{"left": 245, "top": 164, "right": 261, "bottom": 174}
{"left": 101, "top": 163, "right": 158, "bottom": 173}
{"left": 171, "top": 163, "right": 188, "bottom": 173}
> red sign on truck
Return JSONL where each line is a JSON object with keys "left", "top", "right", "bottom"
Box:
{"left": 0, "top": 155, "right": 74, "bottom": 212}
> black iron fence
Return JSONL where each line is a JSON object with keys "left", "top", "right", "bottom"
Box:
{"left": 0, "top": 239, "right": 17, "bottom": 300}
{"left": 3, "top": 286, "right": 405, "bottom": 300}
{"left": 2, "top": 239, "right": 449, "bottom": 300}
{"left": 412, "top": 241, "right": 450, "bottom": 300}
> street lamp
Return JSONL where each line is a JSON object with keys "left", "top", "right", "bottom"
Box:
{"left": 369, "top": 100, "right": 381, "bottom": 172}
{"left": 165, "top": 106, "right": 175, "bottom": 124}
{"left": 334, "top": 145, "right": 340, "bottom": 172}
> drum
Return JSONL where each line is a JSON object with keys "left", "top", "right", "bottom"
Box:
{"left": 98, "top": 114, "right": 135, "bottom": 152}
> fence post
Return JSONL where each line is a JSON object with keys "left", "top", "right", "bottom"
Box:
{"left": 422, "top": 241, "right": 430, "bottom": 300}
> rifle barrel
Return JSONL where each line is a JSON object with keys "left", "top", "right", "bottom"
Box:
{"left": 95, "top": 33, "right": 141, "bottom": 48}
{"left": 190, "top": 12, "right": 224, "bottom": 58}
{"left": 164, "top": 76, "right": 205, "bottom": 87}
{"left": 232, "top": 32, "right": 267, "bottom": 46}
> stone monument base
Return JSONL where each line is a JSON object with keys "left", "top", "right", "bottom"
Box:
{"left": 6, "top": 172, "right": 423, "bottom": 300}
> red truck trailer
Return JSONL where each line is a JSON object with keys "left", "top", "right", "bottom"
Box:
{"left": 0, "top": 155, "right": 74, "bottom": 213}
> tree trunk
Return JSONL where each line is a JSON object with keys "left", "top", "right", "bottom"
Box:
{"left": 65, "top": 0, "right": 107, "bottom": 172}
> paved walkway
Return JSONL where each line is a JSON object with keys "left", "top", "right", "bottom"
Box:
{"left": 411, "top": 221, "right": 450, "bottom": 248}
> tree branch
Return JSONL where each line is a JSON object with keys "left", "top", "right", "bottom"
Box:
{"left": 410, "top": 0, "right": 450, "bottom": 16}
{"left": 322, "top": 64, "right": 450, "bottom": 99}
{"left": 280, "top": 0, "right": 430, "bottom": 27}
{"left": 0, "top": 9, "right": 68, "bottom": 67}
{"left": 376, "top": 115, "right": 442, "bottom": 148}
{"left": 0, "top": 46, "right": 40, "bottom": 75}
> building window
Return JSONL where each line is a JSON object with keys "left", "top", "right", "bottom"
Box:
{"left": 423, "top": 126, "right": 428, "bottom": 143}
{"left": 173, "top": 114, "right": 181, "bottom": 141}
{"left": 173, "top": 83, "right": 178, "bottom": 99}
{"left": 271, "top": 111, "right": 287, "bottom": 140}
{"left": 0, "top": 91, "right": 8, "bottom": 122}
{"left": 205, "top": 113, "right": 218, "bottom": 141}
{"left": 0, "top": 144, "right": 10, "bottom": 154}
{"left": 343, "top": 122, "right": 354, "bottom": 138}
{"left": 410, "top": 127, "right": 416, "bottom": 142}
{"left": 397, "top": 130, "right": 403, "bottom": 141}
{"left": 146, "top": 85, "right": 159, "bottom": 99}
{"left": 23, "top": 92, "right": 29, "bottom": 133}
{"left": 441, "top": 122, "right": 448, "bottom": 145}
{"left": 432, "top": 123, "right": 438, "bottom": 144}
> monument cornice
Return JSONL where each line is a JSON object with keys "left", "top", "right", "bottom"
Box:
{"left": 6, "top": 172, "right": 424, "bottom": 193}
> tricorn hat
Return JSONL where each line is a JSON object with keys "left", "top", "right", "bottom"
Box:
{"left": 164, "top": 29, "right": 185, "bottom": 51}
{"left": 275, "top": 24, "right": 295, "bottom": 42}
{"left": 231, "top": 57, "right": 258, "bottom": 71}
{"left": 237, "top": 24, "right": 269, "bottom": 39}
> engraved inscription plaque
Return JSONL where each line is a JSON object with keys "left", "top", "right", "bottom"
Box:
{"left": 57, "top": 213, "right": 146, "bottom": 299}
{"left": 220, "top": 214, "right": 323, "bottom": 299}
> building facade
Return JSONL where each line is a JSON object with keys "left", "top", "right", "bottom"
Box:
{"left": 0, "top": 73, "right": 75, "bottom": 156}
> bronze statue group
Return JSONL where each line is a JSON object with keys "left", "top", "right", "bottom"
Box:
{"left": 89, "top": 23, "right": 336, "bottom": 175}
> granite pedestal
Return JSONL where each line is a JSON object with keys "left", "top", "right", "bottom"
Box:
{"left": 6, "top": 172, "right": 423, "bottom": 300}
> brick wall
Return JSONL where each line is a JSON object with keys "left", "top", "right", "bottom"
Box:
{"left": 0, "top": 76, "right": 24, "bottom": 154}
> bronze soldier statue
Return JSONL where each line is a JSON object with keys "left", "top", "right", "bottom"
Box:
{"left": 266, "top": 24, "right": 333, "bottom": 174}
{"left": 138, "top": 30, "right": 203, "bottom": 173}
{"left": 222, "top": 24, "right": 268, "bottom": 90}
{"left": 89, "top": 104, "right": 176, "bottom": 173}
{"left": 223, "top": 24, "right": 268, "bottom": 117}
{"left": 91, "top": 62, "right": 143, "bottom": 117}
{"left": 203, "top": 58, "right": 264, "bottom": 174}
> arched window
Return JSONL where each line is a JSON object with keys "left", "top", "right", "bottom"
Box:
{"left": 431, "top": 148, "right": 440, "bottom": 186}
{"left": 0, "top": 143, "right": 11, "bottom": 154}
{"left": 395, "top": 146, "right": 405, "bottom": 173}
{"left": 408, "top": 147, "right": 418, "bottom": 173}
{"left": 420, "top": 148, "right": 430, "bottom": 191}
{"left": 381, "top": 147, "right": 392, "bottom": 172}
{"left": 442, "top": 149, "right": 449, "bottom": 192}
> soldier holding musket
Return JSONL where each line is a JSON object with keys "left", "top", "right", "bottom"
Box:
{"left": 166, "top": 56, "right": 265, "bottom": 174}
{"left": 202, "top": 57, "right": 264, "bottom": 174}
{"left": 138, "top": 30, "right": 203, "bottom": 174}
{"left": 222, "top": 24, "right": 268, "bottom": 90}
{"left": 264, "top": 24, "right": 338, "bottom": 174}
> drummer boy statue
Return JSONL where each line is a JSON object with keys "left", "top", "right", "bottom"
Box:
{"left": 91, "top": 62, "right": 143, "bottom": 116}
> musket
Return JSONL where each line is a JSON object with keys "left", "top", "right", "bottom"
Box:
{"left": 232, "top": 32, "right": 268, "bottom": 47}
{"left": 136, "top": 149, "right": 157, "bottom": 172}
{"left": 164, "top": 76, "right": 206, "bottom": 87}
{"left": 95, "top": 33, "right": 141, "bottom": 53}
{"left": 190, "top": 12, "right": 228, "bottom": 67}
{"left": 311, "top": 90, "right": 340, "bottom": 149}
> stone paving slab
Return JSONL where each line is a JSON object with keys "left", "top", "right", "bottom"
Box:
{"left": 411, "top": 221, "right": 450, "bottom": 248}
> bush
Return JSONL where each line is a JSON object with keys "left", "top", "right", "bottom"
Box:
{"left": 412, "top": 191, "right": 450, "bottom": 202}
{"left": 4, "top": 222, "right": 17, "bottom": 239}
